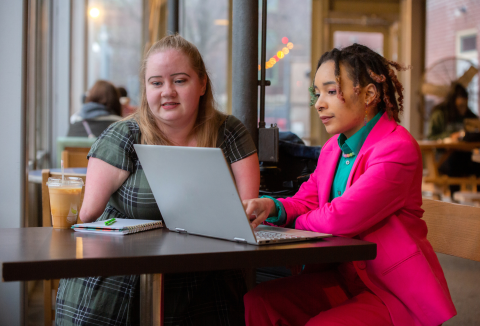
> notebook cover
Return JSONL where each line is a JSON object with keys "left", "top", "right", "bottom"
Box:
{"left": 71, "top": 218, "right": 163, "bottom": 235}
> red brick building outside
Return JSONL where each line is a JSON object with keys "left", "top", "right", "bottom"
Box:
{"left": 426, "top": 0, "right": 479, "bottom": 114}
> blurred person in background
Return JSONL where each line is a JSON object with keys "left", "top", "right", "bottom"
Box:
{"left": 117, "top": 86, "right": 138, "bottom": 117}
{"left": 427, "top": 83, "right": 477, "bottom": 141}
{"left": 67, "top": 80, "right": 122, "bottom": 138}
{"left": 427, "top": 83, "right": 480, "bottom": 180}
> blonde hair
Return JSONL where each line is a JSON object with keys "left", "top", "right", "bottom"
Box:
{"left": 134, "top": 34, "right": 226, "bottom": 147}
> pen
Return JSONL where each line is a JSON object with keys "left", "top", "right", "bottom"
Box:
{"left": 105, "top": 218, "right": 116, "bottom": 226}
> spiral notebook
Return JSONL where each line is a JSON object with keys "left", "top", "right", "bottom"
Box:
{"left": 71, "top": 219, "right": 163, "bottom": 235}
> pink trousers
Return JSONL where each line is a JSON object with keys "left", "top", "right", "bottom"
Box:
{"left": 244, "top": 266, "right": 394, "bottom": 326}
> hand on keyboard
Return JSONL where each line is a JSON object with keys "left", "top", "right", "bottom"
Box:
{"left": 243, "top": 198, "right": 277, "bottom": 229}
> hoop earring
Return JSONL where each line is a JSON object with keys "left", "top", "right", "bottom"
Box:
{"left": 364, "top": 102, "right": 368, "bottom": 126}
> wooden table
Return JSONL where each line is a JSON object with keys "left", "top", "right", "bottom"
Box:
{"left": 1, "top": 227, "right": 376, "bottom": 325}
{"left": 417, "top": 141, "right": 480, "bottom": 194}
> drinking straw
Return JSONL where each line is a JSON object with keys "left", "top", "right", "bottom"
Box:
{"left": 61, "top": 159, "right": 65, "bottom": 183}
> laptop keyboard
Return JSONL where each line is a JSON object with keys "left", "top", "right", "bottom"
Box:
{"left": 255, "top": 230, "right": 303, "bottom": 241}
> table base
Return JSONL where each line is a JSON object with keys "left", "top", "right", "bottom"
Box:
{"left": 140, "top": 274, "right": 164, "bottom": 326}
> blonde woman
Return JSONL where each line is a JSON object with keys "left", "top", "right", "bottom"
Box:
{"left": 55, "top": 35, "right": 259, "bottom": 326}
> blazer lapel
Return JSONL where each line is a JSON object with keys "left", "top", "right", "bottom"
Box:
{"left": 361, "top": 112, "right": 397, "bottom": 152}
{"left": 346, "top": 112, "right": 397, "bottom": 188}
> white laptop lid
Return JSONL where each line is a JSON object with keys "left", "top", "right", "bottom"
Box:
{"left": 134, "top": 145, "right": 257, "bottom": 244}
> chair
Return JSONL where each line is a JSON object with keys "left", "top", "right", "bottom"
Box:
{"left": 41, "top": 169, "right": 86, "bottom": 325}
{"left": 422, "top": 199, "right": 480, "bottom": 324}
{"left": 422, "top": 198, "right": 480, "bottom": 262}
{"left": 56, "top": 136, "right": 96, "bottom": 167}
{"left": 61, "top": 147, "right": 90, "bottom": 168}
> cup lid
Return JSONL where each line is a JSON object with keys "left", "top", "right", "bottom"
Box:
{"left": 46, "top": 176, "right": 84, "bottom": 187}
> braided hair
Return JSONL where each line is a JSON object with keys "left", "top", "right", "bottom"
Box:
{"left": 310, "top": 44, "right": 409, "bottom": 123}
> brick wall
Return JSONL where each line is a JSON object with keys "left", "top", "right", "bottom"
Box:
{"left": 426, "top": 0, "right": 480, "bottom": 68}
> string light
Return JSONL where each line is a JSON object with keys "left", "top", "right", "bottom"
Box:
{"left": 259, "top": 37, "right": 295, "bottom": 70}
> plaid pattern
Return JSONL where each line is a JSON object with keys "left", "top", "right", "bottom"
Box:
{"left": 55, "top": 116, "right": 255, "bottom": 326}
{"left": 216, "top": 116, "right": 257, "bottom": 164}
{"left": 56, "top": 275, "right": 140, "bottom": 326}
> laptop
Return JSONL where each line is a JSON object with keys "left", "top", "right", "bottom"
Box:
{"left": 463, "top": 118, "right": 480, "bottom": 142}
{"left": 134, "top": 145, "right": 332, "bottom": 245}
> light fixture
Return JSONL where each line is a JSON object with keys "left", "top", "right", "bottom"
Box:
{"left": 214, "top": 19, "right": 229, "bottom": 26}
{"left": 89, "top": 8, "right": 100, "bottom": 18}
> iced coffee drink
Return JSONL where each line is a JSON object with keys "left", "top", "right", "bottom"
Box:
{"left": 46, "top": 177, "right": 84, "bottom": 229}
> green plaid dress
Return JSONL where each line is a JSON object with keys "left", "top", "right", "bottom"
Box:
{"left": 55, "top": 116, "right": 256, "bottom": 326}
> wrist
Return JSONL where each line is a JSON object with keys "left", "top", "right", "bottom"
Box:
{"left": 259, "top": 195, "right": 279, "bottom": 217}
{"left": 269, "top": 199, "right": 277, "bottom": 217}
{"left": 260, "top": 196, "right": 287, "bottom": 226}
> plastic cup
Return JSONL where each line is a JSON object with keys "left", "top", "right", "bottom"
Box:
{"left": 46, "top": 177, "right": 84, "bottom": 229}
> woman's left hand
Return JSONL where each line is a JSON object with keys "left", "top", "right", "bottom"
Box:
{"left": 242, "top": 197, "right": 276, "bottom": 229}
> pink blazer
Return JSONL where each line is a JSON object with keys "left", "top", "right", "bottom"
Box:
{"left": 278, "top": 113, "right": 456, "bottom": 326}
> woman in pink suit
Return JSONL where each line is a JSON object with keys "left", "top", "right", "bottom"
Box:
{"left": 243, "top": 44, "right": 456, "bottom": 326}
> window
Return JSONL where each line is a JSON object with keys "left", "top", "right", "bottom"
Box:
{"left": 263, "top": 0, "right": 312, "bottom": 139}
{"left": 180, "top": 0, "right": 229, "bottom": 111}
{"left": 179, "top": 1, "right": 312, "bottom": 139}
{"left": 87, "top": 0, "right": 143, "bottom": 105}
{"left": 456, "top": 30, "right": 478, "bottom": 114}
{"left": 460, "top": 34, "right": 477, "bottom": 53}
{"left": 333, "top": 31, "right": 384, "bottom": 55}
